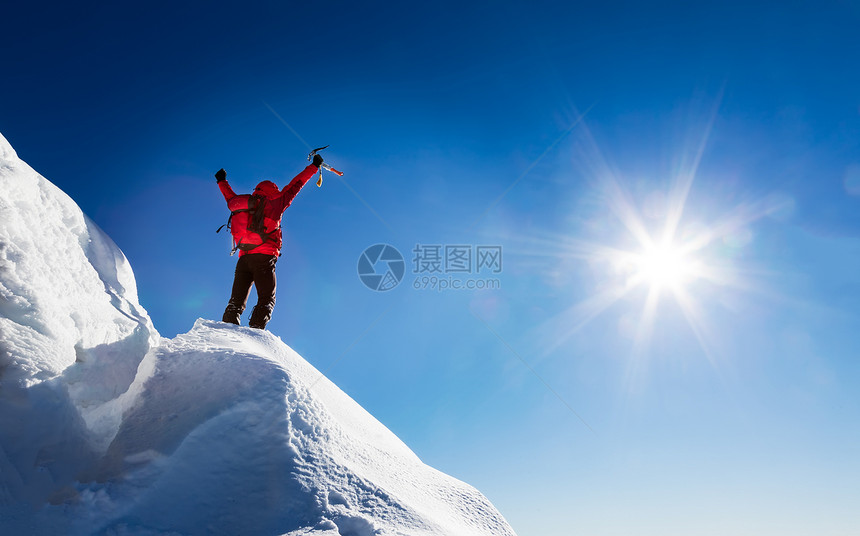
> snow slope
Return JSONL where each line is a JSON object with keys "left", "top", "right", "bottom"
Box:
{"left": 0, "top": 132, "right": 160, "bottom": 511}
{"left": 0, "top": 132, "right": 517, "bottom": 536}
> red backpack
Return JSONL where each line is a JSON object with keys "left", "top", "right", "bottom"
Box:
{"left": 218, "top": 193, "right": 275, "bottom": 255}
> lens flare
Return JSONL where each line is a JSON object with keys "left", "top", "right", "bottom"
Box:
{"left": 632, "top": 242, "right": 700, "bottom": 292}
{"left": 526, "top": 104, "right": 780, "bottom": 369}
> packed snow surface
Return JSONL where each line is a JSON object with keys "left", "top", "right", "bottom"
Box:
{"left": 0, "top": 132, "right": 517, "bottom": 536}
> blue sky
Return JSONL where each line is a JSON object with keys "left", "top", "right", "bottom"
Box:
{"left": 3, "top": 1, "right": 860, "bottom": 534}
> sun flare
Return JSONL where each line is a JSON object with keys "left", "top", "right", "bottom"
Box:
{"left": 631, "top": 241, "right": 701, "bottom": 293}
{"left": 529, "top": 110, "right": 781, "bottom": 366}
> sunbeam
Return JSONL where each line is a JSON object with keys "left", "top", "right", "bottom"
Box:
{"left": 522, "top": 105, "right": 788, "bottom": 372}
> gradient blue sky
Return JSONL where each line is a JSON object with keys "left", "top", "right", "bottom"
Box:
{"left": 3, "top": 1, "right": 860, "bottom": 534}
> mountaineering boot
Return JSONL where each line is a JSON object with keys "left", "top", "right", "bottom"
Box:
{"left": 222, "top": 302, "right": 244, "bottom": 325}
{"left": 248, "top": 304, "right": 272, "bottom": 330}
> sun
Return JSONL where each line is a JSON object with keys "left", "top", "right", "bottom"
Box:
{"left": 526, "top": 106, "right": 783, "bottom": 365}
{"left": 531, "top": 163, "right": 756, "bottom": 362}
{"left": 630, "top": 240, "right": 701, "bottom": 293}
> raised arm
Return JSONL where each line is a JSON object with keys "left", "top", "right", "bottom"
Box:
{"left": 271, "top": 164, "right": 318, "bottom": 214}
{"left": 215, "top": 168, "right": 237, "bottom": 202}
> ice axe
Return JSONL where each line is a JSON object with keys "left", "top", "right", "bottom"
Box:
{"left": 308, "top": 145, "right": 344, "bottom": 187}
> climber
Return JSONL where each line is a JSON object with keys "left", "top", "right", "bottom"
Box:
{"left": 215, "top": 154, "right": 321, "bottom": 329}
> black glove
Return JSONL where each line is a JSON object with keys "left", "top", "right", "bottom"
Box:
{"left": 215, "top": 168, "right": 226, "bottom": 182}
{"left": 312, "top": 154, "right": 323, "bottom": 168}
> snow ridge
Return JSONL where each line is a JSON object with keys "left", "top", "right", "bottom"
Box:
{"left": 0, "top": 131, "right": 159, "bottom": 511}
{"left": 0, "top": 132, "right": 516, "bottom": 536}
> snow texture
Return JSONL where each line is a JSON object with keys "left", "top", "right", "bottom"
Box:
{"left": 0, "top": 132, "right": 517, "bottom": 536}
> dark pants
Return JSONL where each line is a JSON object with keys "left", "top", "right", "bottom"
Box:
{"left": 222, "top": 254, "right": 278, "bottom": 329}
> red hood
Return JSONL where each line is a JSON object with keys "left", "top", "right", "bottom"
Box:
{"left": 254, "top": 180, "right": 280, "bottom": 198}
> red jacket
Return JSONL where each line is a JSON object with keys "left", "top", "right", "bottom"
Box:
{"left": 219, "top": 164, "right": 317, "bottom": 256}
